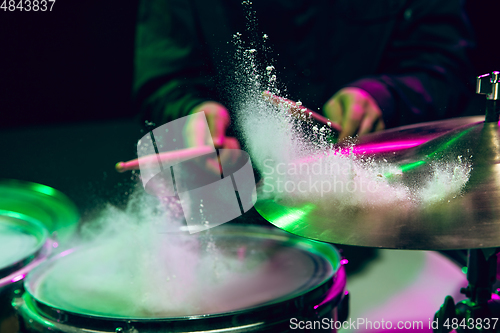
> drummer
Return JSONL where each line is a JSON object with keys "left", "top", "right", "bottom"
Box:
{"left": 133, "top": 0, "right": 474, "bottom": 148}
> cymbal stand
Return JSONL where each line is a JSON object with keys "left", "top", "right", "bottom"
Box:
{"left": 434, "top": 72, "right": 500, "bottom": 332}
{"left": 434, "top": 248, "right": 499, "bottom": 332}
{"left": 477, "top": 71, "right": 500, "bottom": 122}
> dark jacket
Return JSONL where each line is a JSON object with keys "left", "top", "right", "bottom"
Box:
{"left": 134, "top": 0, "right": 474, "bottom": 128}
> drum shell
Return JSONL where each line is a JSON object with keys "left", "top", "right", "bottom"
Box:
{"left": 15, "top": 226, "right": 348, "bottom": 333}
{"left": 16, "top": 271, "right": 346, "bottom": 333}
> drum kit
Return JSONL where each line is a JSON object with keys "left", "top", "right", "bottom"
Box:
{"left": 1, "top": 72, "right": 499, "bottom": 332}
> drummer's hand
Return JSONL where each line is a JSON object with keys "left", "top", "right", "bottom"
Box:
{"left": 185, "top": 101, "right": 240, "bottom": 174}
{"left": 323, "top": 87, "right": 384, "bottom": 140}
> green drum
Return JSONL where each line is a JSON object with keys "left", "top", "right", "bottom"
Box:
{"left": 0, "top": 179, "right": 80, "bottom": 244}
{"left": 17, "top": 226, "right": 348, "bottom": 332}
{"left": 0, "top": 180, "right": 79, "bottom": 333}
{"left": 0, "top": 211, "right": 52, "bottom": 333}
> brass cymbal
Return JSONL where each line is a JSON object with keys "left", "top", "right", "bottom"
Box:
{"left": 254, "top": 115, "right": 500, "bottom": 250}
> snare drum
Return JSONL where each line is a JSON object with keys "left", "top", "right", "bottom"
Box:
{"left": 16, "top": 225, "right": 348, "bottom": 332}
{"left": 0, "top": 210, "right": 52, "bottom": 333}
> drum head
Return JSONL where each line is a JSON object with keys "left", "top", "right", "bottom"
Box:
{"left": 25, "top": 226, "right": 340, "bottom": 320}
{"left": 0, "top": 179, "right": 80, "bottom": 243}
{"left": 0, "top": 211, "right": 48, "bottom": 279}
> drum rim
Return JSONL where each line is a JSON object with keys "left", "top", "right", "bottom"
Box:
{"left": 0, "top": 179, "right": 80, "bottom": 243}
{"left": 22, "top": 225, "right": 344, "bottom": 330}
{"left": 0, "top": 210, "right": 49, "bottom": 280}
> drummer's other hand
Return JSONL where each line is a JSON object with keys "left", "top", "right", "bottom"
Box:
{"left": 187, "top": 101, "right": 231, "bottom": 148}
{"left": 185, "top": 101, "right": 241, "bottom": 174}
{"left": 323, "top": 87, "right": 384, "bottom": 140}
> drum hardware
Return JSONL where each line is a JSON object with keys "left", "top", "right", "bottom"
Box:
{"left": 434, "top": 248, "right": 499, "bottom": 333}
{"left": 422, "top": 72, "right": 500, "bottom": 332}
{"left": 477, "top": 71, "right": 500, "bottom": 122}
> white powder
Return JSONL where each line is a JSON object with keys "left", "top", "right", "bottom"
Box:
{"left": 229, "top": 34, "right": 471, "bottom": 210}
{"left": 0, "top": 219, "right": 40, "bottom": 270}
{"left": 33, "top": 189, "right": 321, "bottom": 317}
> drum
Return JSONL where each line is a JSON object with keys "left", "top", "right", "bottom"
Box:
{"left": 16, "top": 225, "right": 348, "bottom": 332}
{"left": 0, "top": 210, "right": 52, "bottom": 333}
{"left": 0, "top": 179, "right": 80, "bottom": 244}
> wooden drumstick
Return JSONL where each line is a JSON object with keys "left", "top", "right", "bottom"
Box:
{"left": 262, "top": 91, "right": 342, "bottom": 132}
{"left": 115, "top": 146, "right": 215, "bottom": 172}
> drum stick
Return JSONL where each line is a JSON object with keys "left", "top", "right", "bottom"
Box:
{"left": 115, "top": 146, "right": 214, "bottom": 172}
{"left": 262, "top": 91, "right": 342, "bottom": 132}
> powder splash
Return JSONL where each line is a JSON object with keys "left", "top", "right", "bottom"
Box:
{"left": 34, "top": 185, "right": 322, "bottom": 318}
{"left": 226, "top": 18, "right": 472, "bottom": 209}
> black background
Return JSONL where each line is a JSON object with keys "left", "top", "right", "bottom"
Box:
{"left": 0, "top": 0, "right": 139, "bottom": 128}
{"left": 0, "top": 0, "right": 499, "bottom": 129}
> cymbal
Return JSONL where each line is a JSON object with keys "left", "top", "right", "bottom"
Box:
{"left": 254, "top": 115, "right": 500, "bottom": 250}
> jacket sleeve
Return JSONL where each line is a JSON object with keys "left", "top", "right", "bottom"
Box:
{"left": 346, "top": 0, "right": 474, "bottom": 127}
{"left": 133, "top": 0, "right": 215, "bottom": 125}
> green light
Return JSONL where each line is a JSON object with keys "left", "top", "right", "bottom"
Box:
{"left": 32, "top": 183, "right": 57, "bottom": 197}
{"left": 426, "top": 127, "right": 474, "bottom": 159}
{"left": 0, "top": 210, "right": 26, "bottom": 221}
{"left": 399, "top": 160, "right": 426, "bottom": 173}
{"left": 462, "top": 266, "right": 468, "bottom": 274}
{"left": 272, "top": 203, "right": 316, "bottom": 229}
{"left": 384, "top": 160, "right": 426, "bottom": 178}
{"left": 383, "top": 127, "right": 475, "bottom": 179}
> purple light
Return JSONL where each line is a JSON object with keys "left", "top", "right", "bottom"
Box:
{"left": 340, "top": 259, "right": 349, "bottom": 265}
{"left": 11, "top": 274, "right": 24, "bottom": 283}
{"left": 351, "top": 139, "right": 427, "bottom": 155}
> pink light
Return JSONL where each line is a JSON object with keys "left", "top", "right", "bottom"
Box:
{"left": 313, "top": 266, "right": 347, "bottom": 310}
{"left": 350, "top": 139, "right": 427, "bottom": 155}
{"left": 340, "top": 259, "right": 349, "bottom": 265}
{"left": 294, "top": 139, "right": 429, "bottom": 165}
{"left": 11, "top": 274, "right": 24, "bottom": 283}
{"left": 58, "top": 248, "right": 76, "bottom": 257}
{"left": 237, "top": 246, "right": 246, "bottom": 261}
